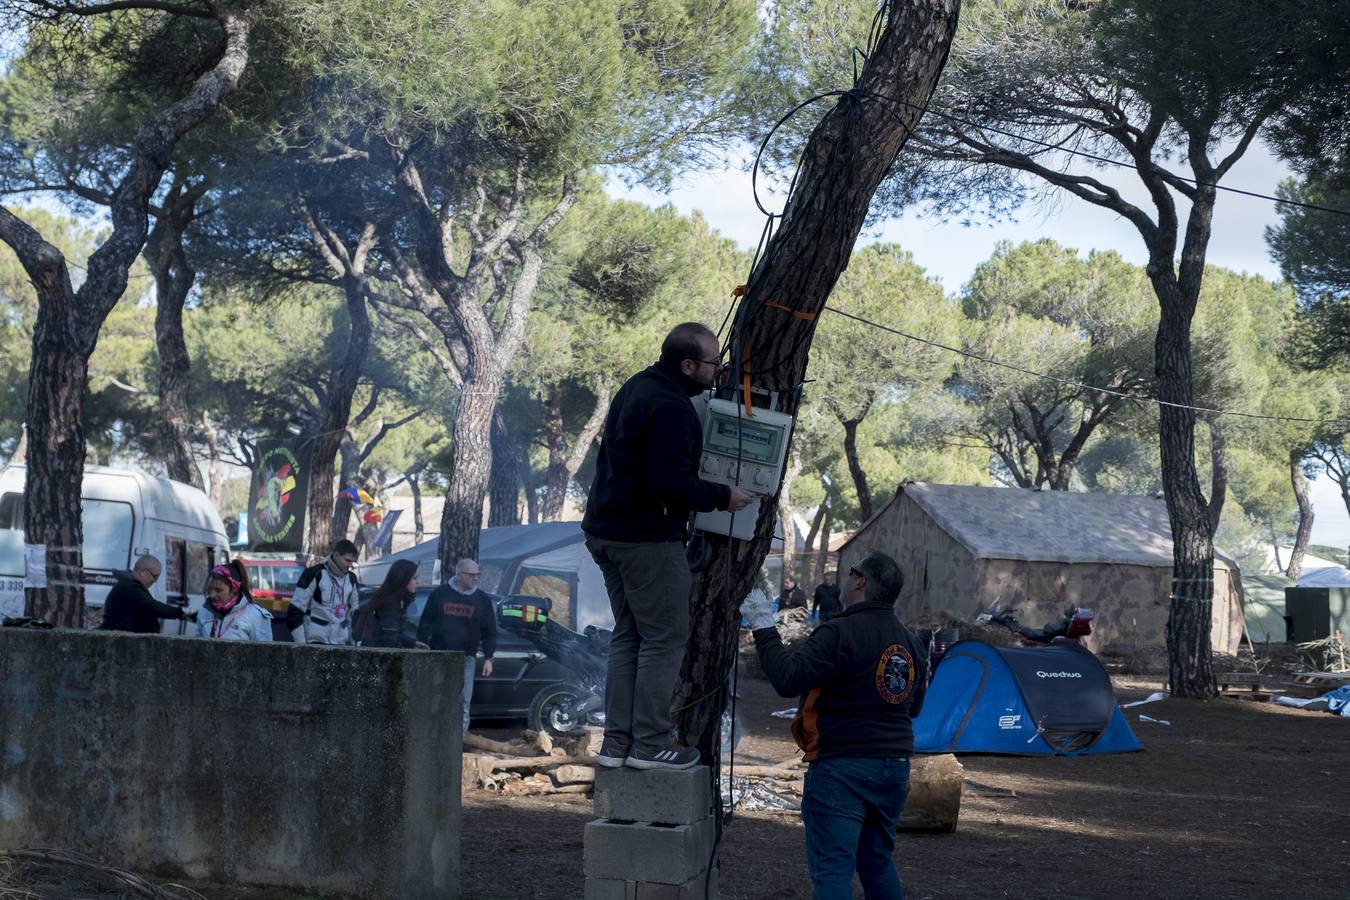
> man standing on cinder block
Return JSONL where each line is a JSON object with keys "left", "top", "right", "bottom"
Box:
{"left": 583, "top": 322, "right": 752, "bottom": 771}
{"left": 743, "top": 551, "right": 928, "bottom": 899}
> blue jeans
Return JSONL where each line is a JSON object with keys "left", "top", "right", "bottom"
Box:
{"left": 802, "top": 757, "right": 911, "bottom": 900}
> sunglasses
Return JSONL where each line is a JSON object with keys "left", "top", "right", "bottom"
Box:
{"left": 848, "top": 567, "right": 864, "bottom": 579}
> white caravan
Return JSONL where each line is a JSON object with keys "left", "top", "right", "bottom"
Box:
{"left": 0, "top": 463, "right": 230, "bottom": 630}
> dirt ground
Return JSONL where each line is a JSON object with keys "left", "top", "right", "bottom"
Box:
{"left": 461, "top": 670, "right": 1350, "bottom": 900}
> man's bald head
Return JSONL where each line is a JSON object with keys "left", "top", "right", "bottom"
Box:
{"left": 132, "top": 555, "right": 162, "bottom": 589}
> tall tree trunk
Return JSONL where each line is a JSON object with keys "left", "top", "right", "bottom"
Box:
{"left": 672, "top": 0, "right": 960, "bottom": 773}
{"left": 1286, "top": 452, "right": 1314, "bottom": 582}
{"left": 778, "top": 445, "right": 802, "bottom": 580}
{"left": 304, "top": 280, "right": 371, "bottom": 556}
{"left": 489, "top": 408, "right": 523, "bottom": 527}
{"left": 540, "top": 391, "right": 568, "bottom": 521}
{"left": 331, "top": 431, "right": 361, "bottom": 542}
{"left": 437, "top": 367, "right": 503, "bottom": 567}
{"left": 816, "top": 501, "right": 834, "bottom": 587}
{"left": 524, "top": 461, "right": 540, "bottom": 525}
{"left": 841, "top": 418, "right": 873, "bottom": 520}
{"left": 1152, "top": 269, "right": 1217, "bottom": 699}
{"left": 801, "top": 499, "right": 828, "bottom": 584}
{"left": 144, "top": 182, "right": 203, "bottom": 488}
{"left": 1207, "top": 420, "right": 1228, "bottom": 535}
{"left": 409, "top": 471, "right": 425, "bottom": 545}
{"left": 22, "top": 341, "right": 91, "bottom": 627}
{"left": 0, "top": 8, "right": 251, "bottom": 624}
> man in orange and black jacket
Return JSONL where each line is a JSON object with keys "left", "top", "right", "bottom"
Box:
{"left": 742, "top": 551, "right": 928, "bottom": 900}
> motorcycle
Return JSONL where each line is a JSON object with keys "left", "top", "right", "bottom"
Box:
{"left": 498, "top": 596, "right": 609, "bottom": 737}
{"left": 976, "top": 599, "right": 1095, "bottom": 646}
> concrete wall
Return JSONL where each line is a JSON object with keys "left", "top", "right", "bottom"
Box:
{"left": 0, "top": 629, "right": 462, "bottom": 899}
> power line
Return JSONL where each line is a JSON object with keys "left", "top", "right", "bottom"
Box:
{"left": 823, "top": 303, "right": 1349, "bottom": 428}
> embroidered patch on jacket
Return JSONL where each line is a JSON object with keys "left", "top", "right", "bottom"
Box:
{"left": 874, "top": 644, "right": 915, "bottom": 705}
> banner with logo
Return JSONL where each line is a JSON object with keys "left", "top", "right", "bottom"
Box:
{"left": 247, "top": 439, "right": 312, "bottom": 553}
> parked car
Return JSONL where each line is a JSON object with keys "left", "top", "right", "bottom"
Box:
{"left": 356, "top": 586, "right": 573, "bottom": 722}
{"left": 236, "top": 554, "right": 304, "bottom": 614}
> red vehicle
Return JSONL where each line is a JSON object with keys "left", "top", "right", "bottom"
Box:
{"left": 236, "top": 554, "right": 305, "bottom": 614}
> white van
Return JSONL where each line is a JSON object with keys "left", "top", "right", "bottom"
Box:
{"left": 0, "top": 463, "right": 230, "bottom": 630}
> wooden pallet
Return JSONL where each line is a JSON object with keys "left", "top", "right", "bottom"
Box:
{"left": 1292, "top": 671, "right": 1350, "bottom": 690}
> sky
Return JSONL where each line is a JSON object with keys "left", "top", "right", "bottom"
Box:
{"left": 614, "top": 141, "right": 1350, "bottom": 553}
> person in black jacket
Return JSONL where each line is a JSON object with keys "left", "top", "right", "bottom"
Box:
{"left": 583, "top": 322, "right": 753, "bottom": 770}
{"left": 359, "top": 559, "right": 429, "bottom": 650}
{"left": 811, "top": 570, "right": 843, "bottom": 621}
{"left": 743, "top": 551, "right": 928, "bottom": 900}
{"left": 417, "top": 558, "right": 497, "bottom": 733}
{"left": 776, "top": 575, "right": 807, "bottom": 612}
{"left": 100, "top": 555, "right": 193, "bottom": 634}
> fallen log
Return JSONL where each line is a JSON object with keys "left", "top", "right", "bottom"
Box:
{"left": 552, "top": 764, "right": 595, "bottom": 785}
{"left": 464, "top": 732, "right": 538, "bottom": 755}
{"left": 483, "top": 754, "right": 598, "bottom": 771}
{"left": 729, "top": 763, "right": 803, "bottom": 779}
{"left": 898, "top": 754, "right": 963, "bottom": 833}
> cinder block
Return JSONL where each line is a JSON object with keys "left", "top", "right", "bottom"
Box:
{"left": 635, "top": 866, "right": 717, "bottom": 899}
{"left": 584, "top": 817, "right": 717, "bottom": 885}
{"left": 593, "top": 765, "right": 712, "bottom": 825}
{"left": 586, "top": 876, "right": 637, "bottom": 900}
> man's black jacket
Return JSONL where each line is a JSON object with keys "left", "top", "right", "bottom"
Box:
{"left": 754, "top": 599, "right": 928, "bottom": 761}
{"left": 100, "top": 575, "right": 187, "bottom": 634}
{"left": 812, "top": 583, "right": 842, "bottom": 618}
{"left": 776, "top": 586, "right": 807, "bottom": 611}
{"left": 416, "top": 582, "right": 498, "bottom": 657}
{"left": 582, "top": 362, "right": 730, "bottom": 543}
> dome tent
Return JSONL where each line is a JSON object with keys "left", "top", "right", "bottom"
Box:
{"left": 914, "top": 640, "right": 1141, "bottom": 756}
{"left": 357, "top": 522, "right": 613, "bottom": 631}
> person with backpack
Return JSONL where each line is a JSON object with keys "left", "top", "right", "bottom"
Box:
{"left": 355, "top": 559, "right": 429, "bottom": 649}
{"left": 291, "top": 540, "right": 360, "bottom": 645}
{"left": 193, "top": 561, "right": 272, "bottom": 641}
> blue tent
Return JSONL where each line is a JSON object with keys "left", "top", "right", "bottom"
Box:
{"left": 914, "top": 640, "right": 1142, "bottom": 756}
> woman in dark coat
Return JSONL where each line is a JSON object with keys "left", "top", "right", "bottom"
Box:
{"left": 363, "top": 559, "right": 428, "bottom": 649}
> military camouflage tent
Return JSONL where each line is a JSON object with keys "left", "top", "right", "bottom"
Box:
{"left": 837, "top": 482, "right": 1244, "bottom": 654}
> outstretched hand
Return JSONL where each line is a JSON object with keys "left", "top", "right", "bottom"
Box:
{"left": 740, "top": 589, "right": 776, "bottom": 631}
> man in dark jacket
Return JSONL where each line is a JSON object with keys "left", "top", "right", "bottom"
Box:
{"left": 743, "top": 551, "right": 928, "bottom": 900}
{"left": 776, "top": 575, "right": 807, "bottom": 612}
{"left": 583, "top": 322, "right": 752, "bottom": 770}
{"left": 100, "top": 555, "right": 192, "bottom": 634}
{"left": 417, "top": 558, "right": 497, "bottom": 733}
{"left": 812, "top": 570, "right": 843, "bottom": 621}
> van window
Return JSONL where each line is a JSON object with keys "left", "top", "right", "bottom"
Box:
{"left": 0, "top": 493, "right": 133, "bottom": 575}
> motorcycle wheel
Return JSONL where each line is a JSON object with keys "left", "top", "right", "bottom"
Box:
{"left": 528, "top": 683, "right": 586, "bottom": 737}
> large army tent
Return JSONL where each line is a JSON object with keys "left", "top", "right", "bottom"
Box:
{"left": 837, "top": 482, "right": 1244, "bottom": 654}
{"left": 357, "top": 522, "right": 613, "bottom": 631}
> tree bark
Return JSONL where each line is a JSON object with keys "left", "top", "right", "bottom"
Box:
{"left": 304, "top": 279, "right": 372, "bottom": 556}
{"left": 841, "top": 418, "right": 873, "bottom": 520}
{"left": 1207, "top": 420, "right": 1228, "bottom": 535}
{"left": 1286, "top": 452, "right": 1314, "bottom": 583}
{"left": 489, "top": 407, "right": 523, "bottom": 527}
{"left": 778, "top": 445, "right": 802, "bottom": 580}
{"left": 673, "top": 0, "right": 960, "bottom": 769}
{"left": 816, "top": 502, "right": 834, "bottom": 586}
{"left": 144, "top": 177, "right": 205, "bottom": 488}
{"left": 540, "top": 391, "right": 568, "bottom": 521}
{"left": 0, "top": 8, "right": 251, "bottom": 624}
{"left": 801, "top": 499, "right": 828, "bottom": 584}
{"left": 409, "top": 470, "right": 425, "bottom": 545}
{"left": 1152, "top": 267, "right": 1217, "bottom": 699}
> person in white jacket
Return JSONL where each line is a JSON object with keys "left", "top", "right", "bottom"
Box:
{"left": 289, "top": 540, "right": 360, "bottom": 645}
{"left": 195, "top": 562, "right": 272, "bottom": 641}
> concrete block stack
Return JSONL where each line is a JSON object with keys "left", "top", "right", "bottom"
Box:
{"left": 584, "top": 765, "right": 719, "bottom": 899}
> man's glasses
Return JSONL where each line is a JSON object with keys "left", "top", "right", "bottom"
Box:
{"left": 687, "top": 357, "right": 727, "bottom": 371}
{"left": 848, "top": 567, "right": 864, "bottom": 579}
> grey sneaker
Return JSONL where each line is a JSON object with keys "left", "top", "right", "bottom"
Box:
{"left": 596, "top": 737, "right": 630, "bottom": 768}
{"left": 624, "top": 744, "right": 700, "bottom": 770}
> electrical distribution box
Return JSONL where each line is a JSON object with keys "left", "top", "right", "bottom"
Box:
{"left": 690, "top": 394, "right": 794, "bottom": 540}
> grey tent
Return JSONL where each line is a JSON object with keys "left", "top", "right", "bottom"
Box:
{"left": 358, "top": 522, "right": 613, "bottom": 631}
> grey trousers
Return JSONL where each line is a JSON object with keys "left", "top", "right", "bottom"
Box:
{"left": 586, "top": 536, "right": 691, "bottom": 753}
{"left": 462, "top": 657, "right": 476, "bottom": 734}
